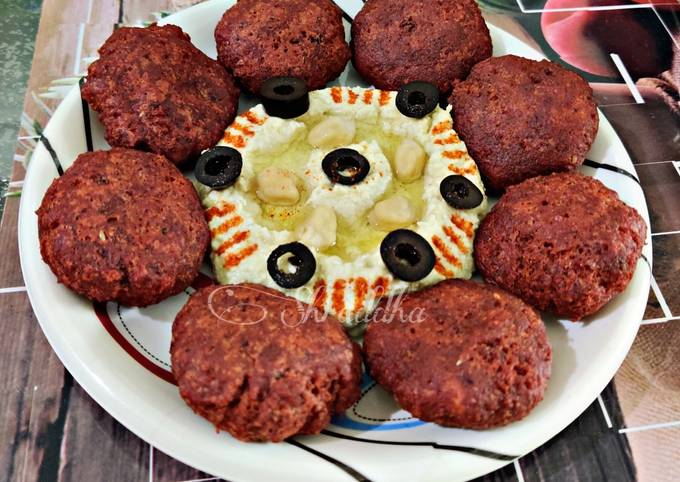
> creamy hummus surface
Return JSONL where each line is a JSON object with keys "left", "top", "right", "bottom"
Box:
{"left": 200, "top": 86, "right": 488, "bottom": 326}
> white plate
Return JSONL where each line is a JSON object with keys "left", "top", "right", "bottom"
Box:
{"left": 18, "top": 1, "right": 652, "bottom": 481}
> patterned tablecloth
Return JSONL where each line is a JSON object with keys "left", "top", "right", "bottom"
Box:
{"left": 0, "top": 1, "right": 678, "bottom": 481}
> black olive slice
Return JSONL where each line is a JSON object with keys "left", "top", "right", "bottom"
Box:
{"left": 396, "top": 81, "right": 439, "bottom": 119}
{"left": 322, "top": 149, "right": 370, "bottom": 186}
{"left": 195, "top": 147, "right": 243, "bottom": 189}
{"left": 267, "top": 242, "right": 316, "bottom": 289}
{"left": 440, "top": 175, "right": 484, "bottom": 209}
{"left": 259, "top": 77, "right": 310, "bottom": 119}
{"left": 380, "top": 230, "right": 435, "bottom": 282}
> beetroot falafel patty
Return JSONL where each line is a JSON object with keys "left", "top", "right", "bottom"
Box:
{"left": 171, "top": 284, "right": 362, "bottom": 442}
{"left": 449, "top": 55, "right": 599, "bottom": 191}
{"left": 364, "top": 279, "right": 551, "bottom": 429}
{"left": 351, "top": 0, "right": 492, "bottom": 93}
{"left": 37, "top": 148, "right": 209, "bottom": 307}
{"left": 82, "top": 24, "right": 240, "bottom": 165}
{"left": 474, "top": 172, "right": 647, "bottom": 320}
{"left": 215, "top": 0, "right": 350, "bottom": 93}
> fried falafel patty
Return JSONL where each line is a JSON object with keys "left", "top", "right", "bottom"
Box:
{"left": 37, "top": 148, "right": 209, "bottom": 307}
{"left": 351, "top": 0, "right": 492, "bottom": 93}
{"left": 215, "top": 0, "right": 350, "bottom": 93}
{"left": 474, "top": 172, "right": 647, "bottom": 320}
{"left": 449, "top": 55, "right": 599, "bottom": 191}
{"left": 171, "top": 284, "right": 362, "bottom": 442}
{"left": 82, "top": 24, "right": 240, "bottom": 165}
{"left": 364, "top": 279, "right": 552, "bottom": 429}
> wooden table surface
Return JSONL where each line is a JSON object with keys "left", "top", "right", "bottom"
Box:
{"left": 1, "top": 1, "right": 678, "bottom": 481}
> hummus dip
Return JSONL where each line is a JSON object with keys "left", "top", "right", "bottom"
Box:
{"left": 200, "top": 86, "right": 488, "bottom": 326}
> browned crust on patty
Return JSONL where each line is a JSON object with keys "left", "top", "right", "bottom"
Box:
{"left": 82, "top": 24, "right": 240, "bottom": 165}
{"left": 171, "top": 284, "right": 362, "bottom": 442}
{"left": 474, "top": 172, "right": 647, "bottom": 320}
{"left": 364, "top": 279, "right": 551, "bottom": 429}
{"left": 449, "top": 55, "right": 599, "bottom": 192}
{"left": 351, "top": 0, "right": 492, "bottom": 93}
{"left": 37, "top": 148, "right": 209, "bottom": 307}
{"left": 215, "top": 0, "right": 350, "bottom": 94}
